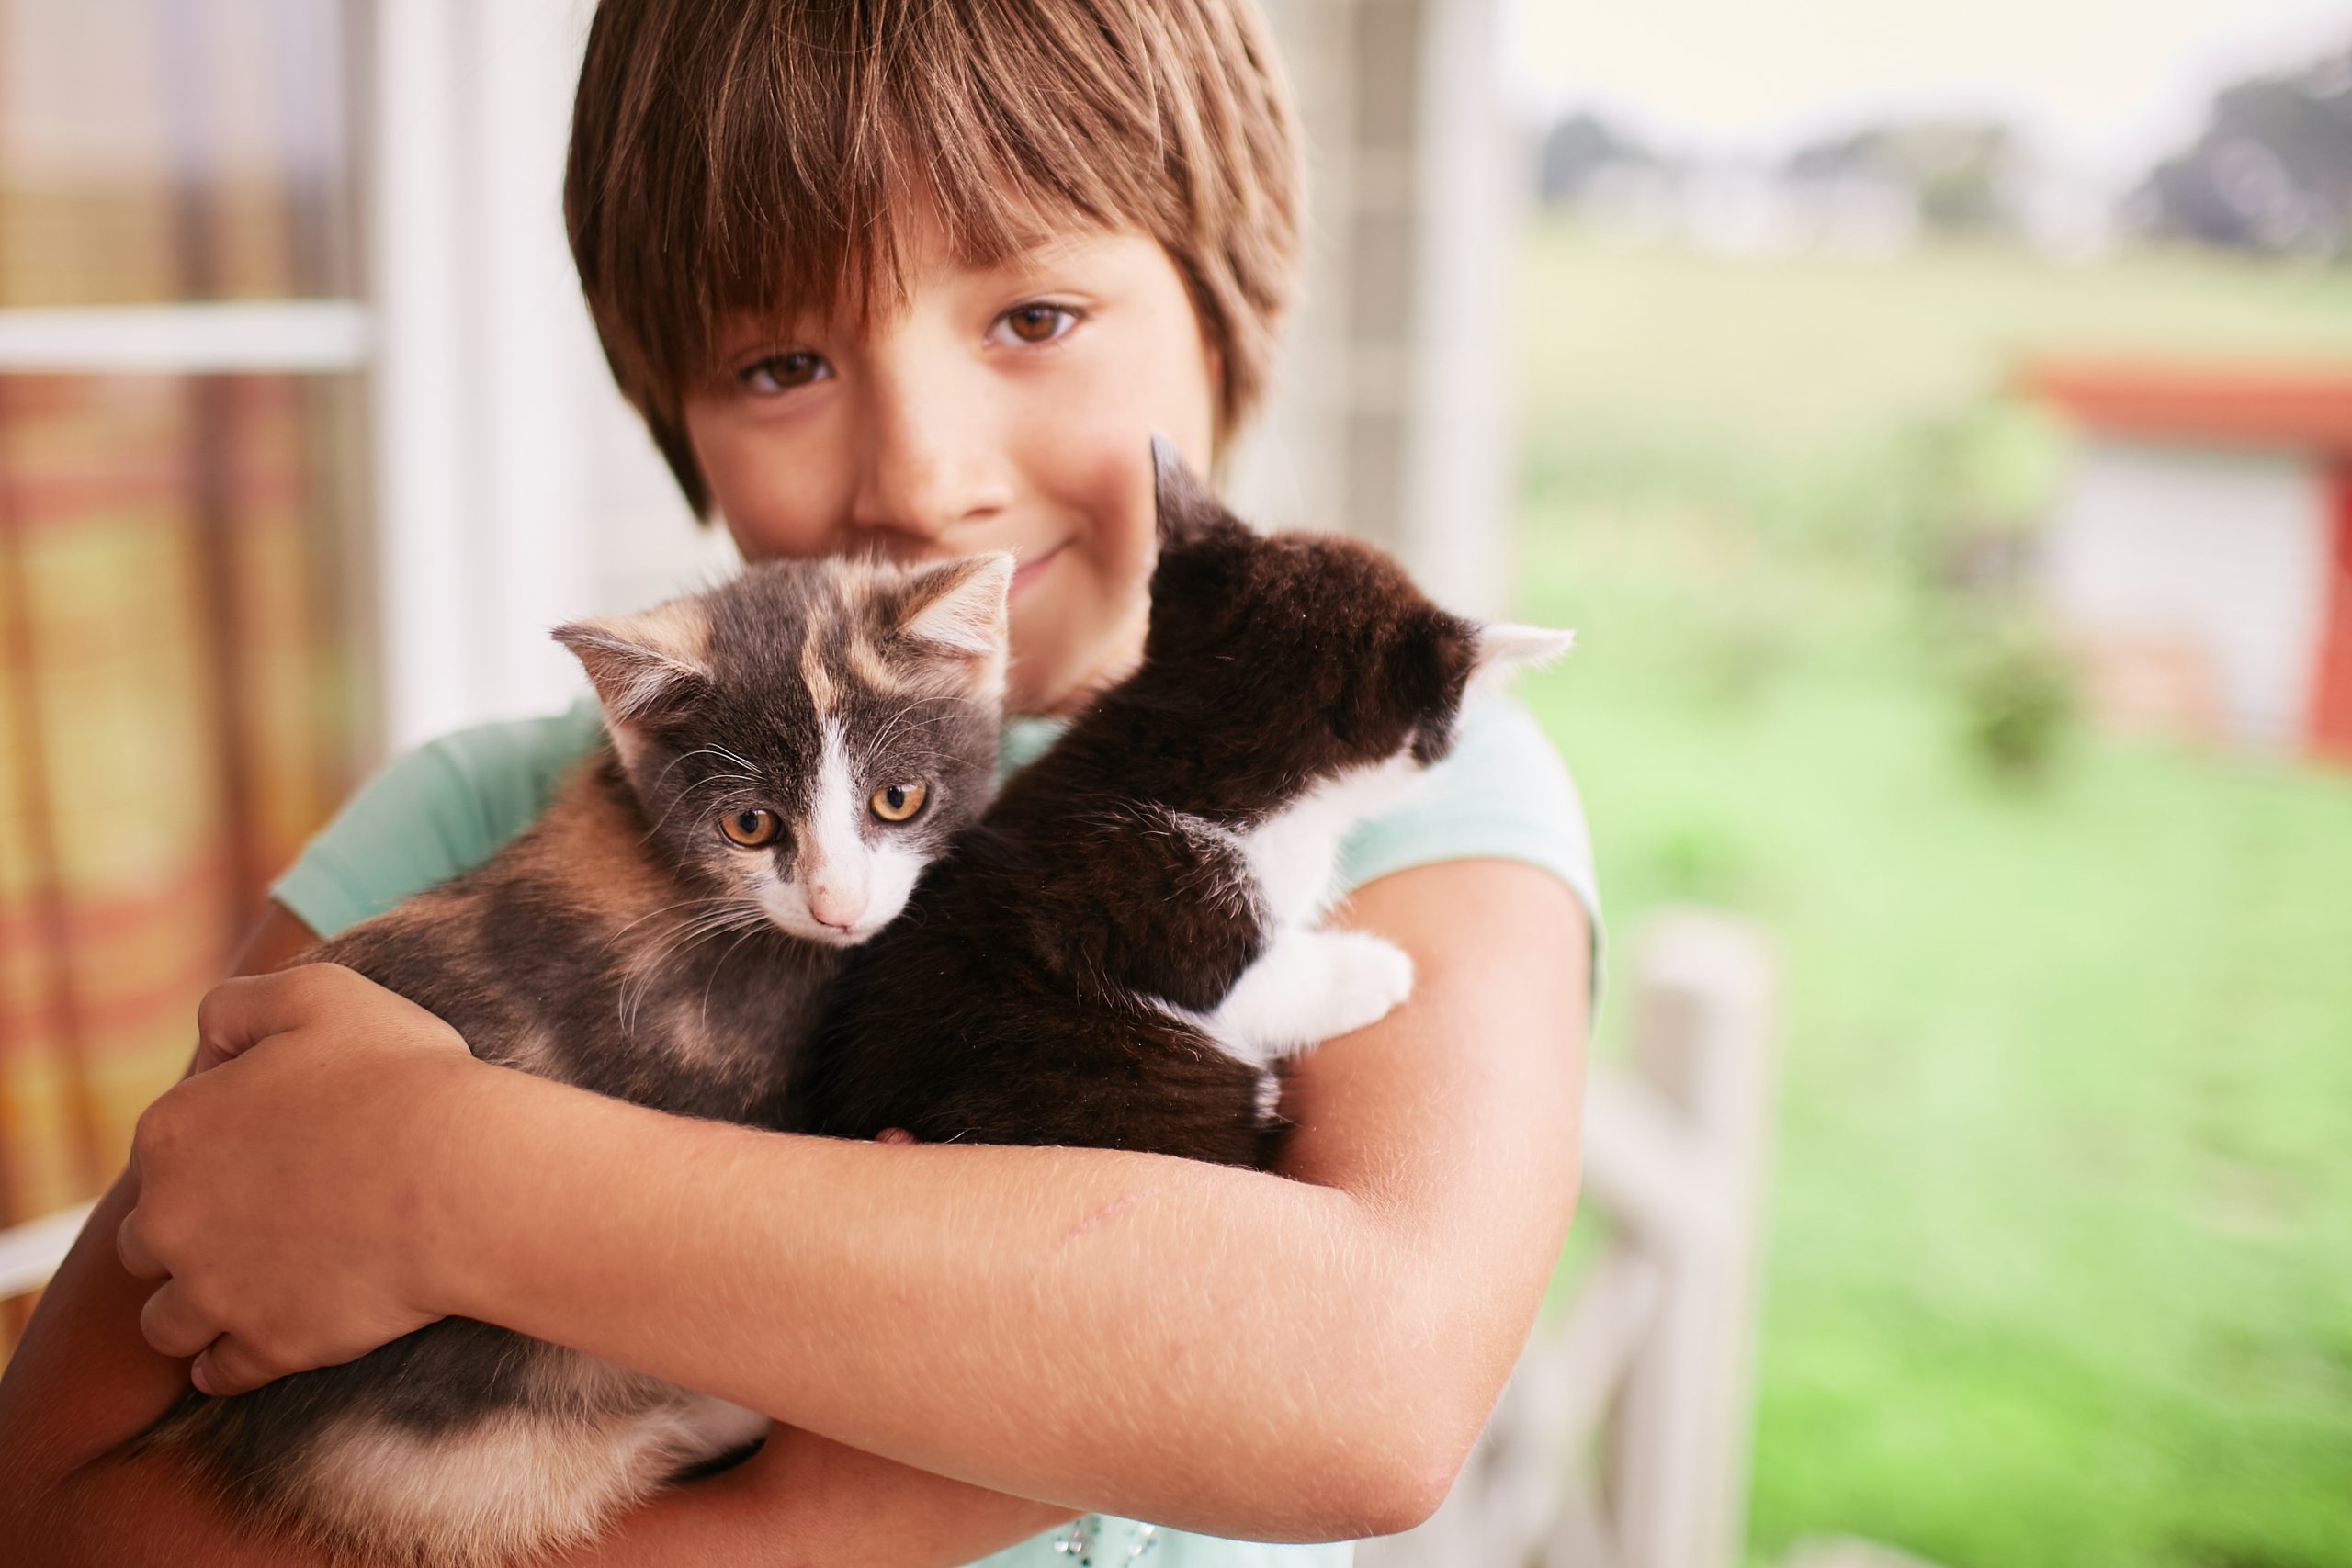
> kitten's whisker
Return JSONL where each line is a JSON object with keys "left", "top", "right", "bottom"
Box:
{"left": 652, "top": 748, "right": 755, "bottom": 791}
{"left": 700, "top": 923, "right": 770, "bottom": 1035}
{"left": 868, "top": 705, "right": 944, "bottom": 756}
{"left": 614, "top": 902, "right": 763, "bottom": 1039}
{"left": 868, "top": 705, "right": 963, "bottom": 761}
{"left": 638, "top": 770, "right": 760, "bottom": 843}
{"left": 703, "top": 744, "right": 759, "bottom": 779}
{"left": 604, "top": 896, "right": 757, "bottom": 951}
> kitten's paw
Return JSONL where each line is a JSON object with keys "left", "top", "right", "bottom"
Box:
{"left": 1315, "top": 930, "right": 1415, "bottom": 1039}
{"left": 1206, "top": 928, "right": 1415, "bottom": 1066}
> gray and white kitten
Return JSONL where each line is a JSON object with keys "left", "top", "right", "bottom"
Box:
{"left": 134, "top": 552, "right": 1012, "bottom": 1567}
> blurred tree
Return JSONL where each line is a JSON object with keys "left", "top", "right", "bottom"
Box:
{"left": 2132, "top": 45, "right": 2352, "bottom": 258}
{"left": 1536, "top": 110, "right": 1659, "bottom": 205}
{"left": 1955, "top": 613, "right": 2077, "bottom": 782}
{"left": 1784, "top": 119, "right": 2020, "bottom": 233}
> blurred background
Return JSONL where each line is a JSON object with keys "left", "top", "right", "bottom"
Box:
{"left": 1, "top": 3, "right": 2347, "bottom": 1567}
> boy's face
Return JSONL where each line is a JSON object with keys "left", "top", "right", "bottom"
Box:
{"left": 681, "top": 212, "right": 1221, "bottom": 715}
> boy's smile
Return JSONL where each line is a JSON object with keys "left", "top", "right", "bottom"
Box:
{"left": 680, "top": 213, "right": 1222, "bottom": 716}
{"left": 1008, "top": 540, "right": 1069, "bottom": 602}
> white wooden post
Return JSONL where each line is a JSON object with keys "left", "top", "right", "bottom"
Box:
{"left": 1361, "top": 907, "right": 1779, "bottom": 1568}
{"left": 1609, "top": 908, "right": 1780, "bottom": 1568}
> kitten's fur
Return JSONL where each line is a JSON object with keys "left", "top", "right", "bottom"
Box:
{"left": 797, "top": 441, "right": 1570, "bottom": 1165}
{"left": 136, "top": 553, "right": 1012, "bottom": 1568}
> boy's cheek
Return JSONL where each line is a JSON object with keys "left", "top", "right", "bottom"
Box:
{"left": 682, "top": 403, "right": 855, "bottom": 563}
{"left": 1005, "top": 558, "right": 1150, "bottom": 710}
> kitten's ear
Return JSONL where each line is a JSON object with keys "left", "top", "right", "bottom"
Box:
{"left": 1467, "top": 622, "right": 1577, "bottom": 700}
{"left": 899, "top": 551, "right": 1014, "bottom": 662}
{"left": 1150, "top": 432, "right": 1224, "bottom": 546}
{"left": 553, "top": 600, "right": 712, "bottom": 725}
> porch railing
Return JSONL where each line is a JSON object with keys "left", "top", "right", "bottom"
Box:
{"left": 1362, "top": 907, "right": 1781, "bottom": 1568}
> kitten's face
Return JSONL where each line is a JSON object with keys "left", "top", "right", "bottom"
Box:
{"left": 557, "top": 554, "right": 1012, "bottom": 947}
{"left": 1146, "top": 440, "right": 1573, "bottom": 791}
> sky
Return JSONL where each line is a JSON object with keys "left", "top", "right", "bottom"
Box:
{"left": 1507, "top": 0, "right": 2352, "bottom": 186}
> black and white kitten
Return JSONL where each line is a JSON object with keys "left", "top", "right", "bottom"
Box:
{"left": 137, "top": 552, "right": 1012, "bottom": 1567}
{"left": 797, "top": 441, "right": 1570, "bottom": 1166}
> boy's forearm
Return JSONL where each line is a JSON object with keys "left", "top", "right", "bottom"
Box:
{"left": 425, "top": 863, "right": 1591, "bottom": 1541}
{"left": 433, "top": 1068, "right": 1449, "bottom": 1540}
{"left": 17, "top": 1431, "right": 1066, "bottom": 1568}
{"left": 550, "top": 1427, "right": 1075, "bottom": 1567}
{"left": 0, "top": 1172, "right": 1060, "bottom": 1568}
{"left": 0, "top": 1169, "right": 337, "bottom": 1567}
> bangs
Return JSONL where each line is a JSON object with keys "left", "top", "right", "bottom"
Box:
{"left": 567, "top": 0, "right": 1301, "bottom": 514}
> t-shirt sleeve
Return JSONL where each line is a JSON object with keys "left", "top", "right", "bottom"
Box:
{"left": 1336, "top": 696, "right": 1602, "bottom": 979}
{"left": 270, "top": 698, "right": 606, "bottom": 940}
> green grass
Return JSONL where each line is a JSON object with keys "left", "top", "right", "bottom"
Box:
{"left": 1507, "top": 224, "right": 2352, "bottom": 1568}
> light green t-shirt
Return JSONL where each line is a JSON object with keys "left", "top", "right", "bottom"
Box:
{"left": 271, "top": 695, "right": 1600, "bottom": 1566}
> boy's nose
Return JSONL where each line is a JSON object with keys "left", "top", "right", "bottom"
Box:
{"left": 848, "top": 376, "right": 1011, "bottom": 544}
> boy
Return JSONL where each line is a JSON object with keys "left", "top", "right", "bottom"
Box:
{"left": 0, "top": 1, "right": 1597, "bottom": 1562}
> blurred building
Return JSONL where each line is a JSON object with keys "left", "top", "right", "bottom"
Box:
{"left": 2026, "top": 360, "right": 2352, "bottom": 761}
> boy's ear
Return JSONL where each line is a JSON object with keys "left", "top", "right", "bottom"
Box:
{"left": 1150, "top": 432, "right": 1225, "bottom": 546}
{"left": 553, "top": 600, "right": 713, "bottom": 728}
{"left": 899, "top": 551, "right": 1014, "bottom": 658}
{"left": 1466, "top": 622, "right": 1576, "bottom": 701}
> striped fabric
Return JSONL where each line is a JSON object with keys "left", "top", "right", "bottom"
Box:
{"left": 0, "top": 0, "right": 363, "bottom": 1347}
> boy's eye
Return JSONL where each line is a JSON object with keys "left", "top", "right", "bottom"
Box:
{"left": 869, "top": 784, "right": 926, "bottom": 822}
{"left": 990, "top": 303, "right": 1080, "bottom": 347}
{"left": 737, "top": 351, "right": 830, "bottom": 394}
{"left": 720, "top": 808, "right": 783, "bottom": 847}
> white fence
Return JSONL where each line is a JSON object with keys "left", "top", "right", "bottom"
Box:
{"left": 1363, "top": 907, "right": 1781, "bottom": 1568}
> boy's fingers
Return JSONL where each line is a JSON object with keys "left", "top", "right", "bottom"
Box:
{"left": 193, "top": 972, "right": 295, "bottom": 1066}
{"left": 192, "top": 1337, "right": 279, "bottom": 1399}
{"left": 139, "top": 1280, "right": 219, "bottom": 1360}
{"left": 193, "top": 965, "right": 334, "bottom": 1069}
{"left": 116, "top": 1210, "right": 168, "bottom": 1281}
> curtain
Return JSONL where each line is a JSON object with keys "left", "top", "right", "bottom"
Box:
{"left": 0, "top": 0, "right": 365, "bottom": 1342}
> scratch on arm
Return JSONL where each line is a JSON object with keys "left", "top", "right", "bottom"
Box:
{"left": 1057, "top": 1188, "right": 1156, "bottom": 1247}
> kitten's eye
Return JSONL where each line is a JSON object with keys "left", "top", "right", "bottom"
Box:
{"left": 737, "top": 351, "right": 830, "bottom": 394}
{"left": 869, "top": 784, "right": 926, "bottom": 823}
{"left": 719, "top": 808, "right": 782, "bottom": 847}
{"left": 989, "top": 303, "right": 1080, "bottom": 347}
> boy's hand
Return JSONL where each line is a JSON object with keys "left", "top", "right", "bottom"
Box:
{"left": 119, "top": 963, "right": 481, "bottom": 1395}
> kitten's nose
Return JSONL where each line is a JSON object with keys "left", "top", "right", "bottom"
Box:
{"left": 804, "top": 867, "right": 869, "bottom": 931}
{"left": 808, "top": 893, "right": 866, "bottom": 930}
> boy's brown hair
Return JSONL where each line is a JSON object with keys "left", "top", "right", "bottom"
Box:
{"left": 564, "top": 0, "right": 1305, "bottom": 517}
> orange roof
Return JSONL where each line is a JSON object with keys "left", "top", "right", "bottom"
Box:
{"left": 2018, "top": 360, "right": 2352, "bottom": 458}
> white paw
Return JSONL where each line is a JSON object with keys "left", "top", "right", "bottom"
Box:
{"left": 1206, "top": 928, "right": 1415, "bottom": 1066}
{"left": 1313, "top": 930, "right": 1415, "bottom": 1040}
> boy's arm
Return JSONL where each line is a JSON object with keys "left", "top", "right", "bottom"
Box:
{"left": 0, "top": 901, "right": 1072, "bottom": 1566}
{"left": 125, "top": 859, "right": 1589, "bottom": 1541}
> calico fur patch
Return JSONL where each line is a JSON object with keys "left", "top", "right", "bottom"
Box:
{"left": 134, "top": 553, "right": 1012, "bottom": 1566}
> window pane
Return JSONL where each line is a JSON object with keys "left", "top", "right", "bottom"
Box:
{"left": 0, "top": 0, "right": 368, "bottom": 1304}
{"left": 0, "top": 0, "right": 358, "bottom": 305}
